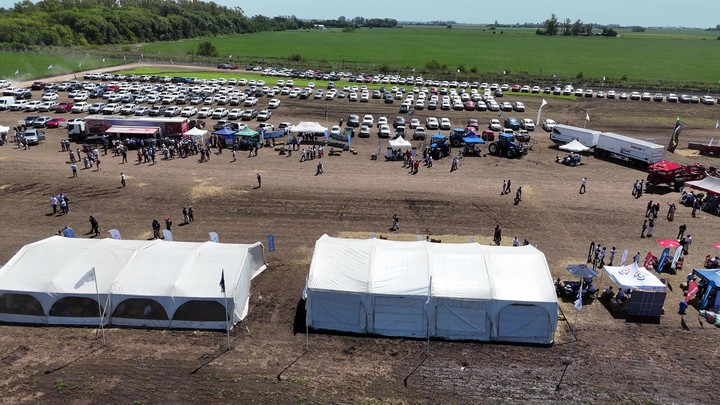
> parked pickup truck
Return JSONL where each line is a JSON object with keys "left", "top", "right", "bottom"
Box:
{"left": 23, "top": 129, "right": 46, "bottom": 145}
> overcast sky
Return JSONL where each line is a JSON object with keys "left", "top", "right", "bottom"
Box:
{"left": 0, "top": 0, "right": 716, "bottom": 28}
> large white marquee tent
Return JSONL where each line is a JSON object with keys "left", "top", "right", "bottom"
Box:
{"left": 0, "top": 236, "right": 266, "bottom": 329}
{"left": 305, "top": 235, "right": 558, "bottom": 344}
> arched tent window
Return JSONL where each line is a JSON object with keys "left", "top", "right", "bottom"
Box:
{"left": 0, "top": 293, "right": 44, "bottom": 316}
{"left": 173, "top": 300, "right": 226, "bottom": 322}
{"left": 111, "top": 299, "right": 168, "bottom": 320}
{"left": 49, "top": 297, "right": 100, "bottom": 317}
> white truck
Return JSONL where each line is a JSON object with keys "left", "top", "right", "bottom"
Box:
{"left": 0, "top": 96, "right": 15, "bottom": 111}
{"left": 550, "top": 124, "right": 601, "bottom": 148}
{"left": 594, "top": 132, "right": 665, "bottom": 167}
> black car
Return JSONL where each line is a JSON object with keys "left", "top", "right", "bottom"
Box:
{"left": 393, "top": 116, "right": 405, "bottom": 129}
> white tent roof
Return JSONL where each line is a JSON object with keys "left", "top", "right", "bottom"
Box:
{"left": 290, "top": 121, "right": 327, "bottom": 134}
{"left": 389, "top": 136, "right": 412, "bottom": 150}
{"left": 308, "top": 235, "right": 554, "bottom": 302}
{"left": 0, "top": 236, "right": 266, "bottom": 329}
{"left": 685, "top": 176, "right": 720, "bottom": 196}
{"left": 0, "top": 125, "right": 9, "bottom": 134}
{"left": 558, "top": 139, "right": 590, "bottom": 152}
{"left": 183, "top": 127, "right": 207, "bottom": 137}
{"left": 306, "top": 235, "right": 558, "bottom": 343}
{"left": 604, "top": 263, "right": 666, "bottom": 291}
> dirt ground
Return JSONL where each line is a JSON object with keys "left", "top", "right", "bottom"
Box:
{"left": 1, "top": 66, "right": 720, "bottom": 404}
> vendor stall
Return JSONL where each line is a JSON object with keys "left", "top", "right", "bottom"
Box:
{"left": 604, "top": 263, "right": 667, "bottom": 318}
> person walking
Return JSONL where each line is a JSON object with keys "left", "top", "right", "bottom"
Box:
{"left": 89, "top": 216, "right": 100, "bottom": 236}
{"left": 667, "top": 202, "right": 676, "bottom": 222}
{"left": 641, "top": 219, "right": 648, "bottom": 238}
{"left": 120, "top": 173, "right": 126, "bottom": 187}
{"left": 71, "top": 163, "right": 77, "bottom": 177}
{"left": 95, "top": 157, "right": 101, "bottom": 171}
{"left": 691, "top": 200, "right": 700, "bottom": 217}
{"left": 389, "top": 214, "right": 400, "bottom": 231}
{"left": 646, "top": 218, "right": 655, "bottom": 238}
{"left": 501, "top": 180, "right": 507, "bottom": 195}
{"left": 512, "top": 237, "right": 519, "bottom": 247}
{"left": 256, "top": 173, "right": 261, "bottom": 188}
{"left": 493, "top": 224, "right": 502, "bottom": 245}
{"left": 514, "top": 187, "right": 522, "bottom": 205}
{"left": 152, "top": 219, "right": 161, "bottom": 239}
{"left": 645, "top": 201, "right": 653, "bottom": 217}
{"left": 182, "top": 207, "right": 189, "bottom": 225}
{"left": 506, "top": 179, "right": 512, "bottom": 195}
{"left": 165, "top": 217, "right": 172, "bottom": 232}
{"left": 632, "top": 180, "right": 639, "bottom": 197}
{"left": 188, "top": 206, "right": 194, "bottom": 222}
{"left": 316, "top": 162, "right": 324, "bottom": 175}
{"left": 684, "top": 235, "right": 692, "bottom": 255}
{"left": 50, "top": 195, "right": 58, "bottom": 214}
{"left": 677, "top": 224, "right": 687, "bottom": 241}
{"left": 609, "top": 247, "right": 617, "bottom": 266}
{"left": 579, "top": 177, "right": 586, "bottom": 194}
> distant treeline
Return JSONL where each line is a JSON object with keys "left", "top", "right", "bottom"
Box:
{"left": 0, "top": 0, "right": 398, "bottom": 48}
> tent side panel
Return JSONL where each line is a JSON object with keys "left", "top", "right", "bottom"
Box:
{"left": 108, "top": 318, "right": 171, "bottom": 329}
{"left": 434, "top": 298, "right": 491, "bottom": 341}
{"left": 47, "top": 316, "right": 108, "bottom": 326}
{"left": 494, "top": 302, "right": 556, "bottom": 344}
{"left": 306, "top": 290, "right": 367, "bottom": 333}
{"left": 0, "top": 314, "right": 47, "bottom": 324}
{"left": 372, "top": 296, "right": 426, "bottom": 338}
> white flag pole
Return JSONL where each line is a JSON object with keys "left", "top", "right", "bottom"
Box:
{"left": 92, "top": 267, "right": 106, "bottom": 345}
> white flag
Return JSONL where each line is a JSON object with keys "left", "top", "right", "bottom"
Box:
{"left": 102, "top": 58, "right": 105, "bottom": 62}
{"left": 585, "top": 113, "right": 590, "bottom": 122}
{"left": 541, "top": 99, "right": 548, "bottom": 108}
{"left": 715, "top": 120, "right": 719, "bottom": 130}
{"left": 503, "top": 70, "right": 506, "bottom": 75}
{"left": 74, "top": 267, "right": 96, "bottom": 289}
{"left": 603, "top": 76, "right": 606, "bottom": 81}
{"left": 78, "top": 62, "right": 82, "bottom": 68}
{"left": 574, "top": 296, "right": 583, "bottom": 311}
{"left": 209, "top": 232, "right": 219, "bottom": 243}
{"left": 162, "top": 230, "right": 173, "bottom": 241}
{"left": 47, "top": 65, "right": 53, "bottom": 70}
{"left": 14, "top": 69, "right": 19, "bottom": 76}
{"left": 108, "top": 229, "right": 121, "bottom": 240}
{"left": 412, "top": 68, "right": 415, "bottom": 72}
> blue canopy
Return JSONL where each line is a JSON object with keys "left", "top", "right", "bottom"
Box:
{"left": 431, "top": 134, "right": 446, "bottom": 141}
{"left": 263, "top": 130, "right": 286, "bottom": 139}
{"left": 566, "top": 264, "right": 598, "bottom": 278}
{"left": 462, "top": 134, "right": 485, "bottom": 144}
{"left": 693, "top": 269, "right": 720, "bottom": 285}
{"left": 212, "top": 128, "right": 235, "bottom": 136}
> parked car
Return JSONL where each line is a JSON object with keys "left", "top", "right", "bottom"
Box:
{"left": 181, "top": 106, "right": 197, "bottom": 117}
{"left": 119, "top": 103, "right": 138, "bottom": 115}
{"left": 165, "top": 106, "right": 182, "bottom": 117}
{"left": 412, "top": 128, "right": 427, "bottom": 141}
{"left": 489, "top": 119, "right": 502, "bottom": 131}
{"left": 71, "top": 102, "right": 90, "bottom": 113}
{"left": 347, "top": 114, "right": 360, "bottom": 127}
{"left": 46, "top": 117, "right": 66, "bottom": 128}
{"left": 134, "top": 106, "right": 151, "bottom": 116}
{"left": 439, "top": 117, "right": 452, "bottom": 130}
{"left": 32, "top": 116, "right": 52, "bottom": 128}
{"left": 197, "top": 107, "right": 212, "bottom": 118}
{"left": 512, "top": 101, "right": 525, "bottom": 112}
{"left": 256, "top": 109, "right": 272, "bottom": 121}
{"left": 521, "top": 118, "right": 535, "bottom": 131}
{"left": 55, "top": 102, "right": 74, "bottom": 113}
{"left": 358, "top": 125, "right": 371, "bottom": 138}
{"left": 211, "top": 108, "right": 229, "bottom": 119}
{"left": 542, "top": 119, "right": 556, "bottom": 132}
{"left": 23, "top": 128, "right": 46, "bottom": 145}
{"left": 241, "top": 109, "right": 257, "bottom": 120}
{"left": 88, "top": 103, "right": 105, "bottom": 114}
{"left": 504, "top": 117, "right": 521, "bottom": 130}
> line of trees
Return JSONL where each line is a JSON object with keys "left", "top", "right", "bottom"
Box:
{"left": 0, "top": 0, "right": 400, "bottom": 48}
{"left": 536, "top": 14, "right": 618, "bottom": 37}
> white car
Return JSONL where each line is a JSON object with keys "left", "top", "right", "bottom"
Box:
{"left": 41, "top": 92, "right": 58, "bottom": 101}
{"left": 38, "top": 101, "right": 58, "bottom": 112}
{"left": 268, "top": 98, "right": 280, "bottom": 109}
{"left": 197, "top": 107, "right": 213, "bottom": 118}
{"left": 181, "top": 106, "right": 197, "bottom": 117}
{"left": 119, "top": 103, "right": 137, "bottom": 115}
{"left": 71, "top": 102, "right": 90, "bottom": 113}
{"left": 212, "top": 108, "right": 229, "bottom": 119}
{"left": 134, "top": 106, "right": 150, "bottom": 116}
{"left": 330, "top": 125, "right": 341, "bottom": 136}
{"left": 377, "top": 117, "right": 388, "bottom": 128}
{"left": 228, "top": 108, "right": 243, "bottom": 120}
{"left": 23, "top": 101, "right": 42, "bottom": 111}
{"left": 378, "top": 124, "right": 391, "bottom": 138}
{"left": 257, "top": 109, "right": 272, "bottom": 121}
{"left": 425, "top": 117, "right": 439, "bottom": 129}
{"left": 512, "top": 101, "right": 525, "bottom": 112}
{"left": 521, "top": 119, "right": 535, "bottom": 131}
{"left": 439, "top": 118, "right": 452, "bottom": 130}
{"left": 165, "top": 106, "right": 182, "bottom": 117}
{"left": 362, "top": 114, "right": 374, "bottom": 126}
{"left": 244, "top": 97, "right": 258, "bottom": 107}
{"left": 542, "top": 119, "right": 556, "bottom": 132}
{"left": 409, "top": 118, "right": 420, "bottom": 129}
{"left": 489, "top": 119, "right": 502, "bottom": 131}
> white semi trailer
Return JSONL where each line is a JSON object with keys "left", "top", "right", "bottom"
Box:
{"left": 595, "top": 132, "right": 665, "bottom": 167}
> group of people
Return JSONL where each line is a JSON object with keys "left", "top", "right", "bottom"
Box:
{"left": 50, "top": 194, "right": 70, "bottom": 215}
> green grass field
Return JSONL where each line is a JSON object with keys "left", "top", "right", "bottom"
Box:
{"left": 141, "top": 26, "right": 720, "bottom": 85}
{"left": 0, "top": 52, "right": 122, "bottom": 82}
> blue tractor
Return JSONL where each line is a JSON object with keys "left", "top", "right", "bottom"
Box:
{"left": 488, "top": 133, "right": 524, "bottom": 158}
{"left": 429, "top": 134, "right": 451, "bottom": 159}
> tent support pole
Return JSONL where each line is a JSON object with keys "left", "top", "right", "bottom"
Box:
{"left": 93, "top": 273, "right": 106, "bottom": 346}
{"left": 224, "top": 289, "right": 231, "bottom": 350}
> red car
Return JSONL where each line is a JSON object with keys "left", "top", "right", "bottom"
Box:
{"left": 31, "top": 81, "right": 45, "bottom": 90}
{"left": 511, "top": 84, "right": 521, "bottom": 92}
{"left": 55, "top": 102, "right": 74, "bottom": 113}
{"left": 46, "top": 117, "right": 66, "bottom": 128}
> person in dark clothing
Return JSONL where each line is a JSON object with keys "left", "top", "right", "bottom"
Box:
{"left": 152, "top": 219, "right": 161, "bottom": 239}
{"left": 165, "top": 218, "right": 172, "bottom": 231}
{"left": 89, "top": 216, "right": 99, "bottom": 236}
{"left": 677, "top": 224, "right": 687, "bottom": 241}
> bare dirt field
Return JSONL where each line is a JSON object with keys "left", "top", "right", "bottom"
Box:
{"left": 1, "top": 67, "right": 720, "bottom": 404}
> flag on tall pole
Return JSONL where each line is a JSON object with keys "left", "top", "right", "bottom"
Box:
{"left": 536, "top": 98, "right": 548, "bottom": 125}
{"left": 667, "top": 117, "right": 686, "bottom": 153}
{"left": 584, "top": 113, "right": 590, "bottom": 128}
{"left": 220, "top": 269, "right": 231, "bottom": 350}
{"left": 715, "top": 119, "right": 719, "bottom": 131}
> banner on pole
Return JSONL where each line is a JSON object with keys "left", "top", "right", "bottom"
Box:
{"left": 209, "top": 232, "right": 219, "bottom": 243}
{"left": 267, "top": 234, "right": 275, "bottom": 252}
{"left": 108, "top": 229, "right": 121, "bottom": 240}
{"left": 162, "top": 230, "right": 172, "bottom": 241}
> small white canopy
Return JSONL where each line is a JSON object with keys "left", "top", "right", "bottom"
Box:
{"left": 604, "top": 263, "right": 666, "bottom": 291}
{"left": 290, "top": 121, "right": 327, "bottom": 134}
{"left": 685, "top": 176, "right": 720, "bottom": 196}
{"left": 559, "top": 139, "right": 590, "bottom": 152}
{"left": 0, "top": 125, "right": 9, "bottom": 134}
{"left": 389, "top": 136, "right": 412, "bottom": 151}
{"left": 183, "top": 127, "right": 207, "bottom": 137}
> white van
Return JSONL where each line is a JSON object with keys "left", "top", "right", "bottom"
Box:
{"left": 0, "top": 96, "right": 16, "bottom": 111}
